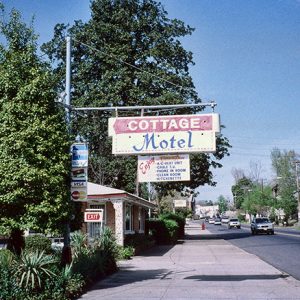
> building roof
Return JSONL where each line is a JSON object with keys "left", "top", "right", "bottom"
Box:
{"left": 88, "top": 182, "right": 126, "bottom": 196}
{"left": 87, "top": 182, "right": 156, "bottom": 209}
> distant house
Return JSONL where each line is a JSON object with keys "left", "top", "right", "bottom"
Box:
{"left": 80, "top": 182, "right": 156, "bottom": 246}
{"left": 195, "top": 203, "right": 219, "bottom": 218}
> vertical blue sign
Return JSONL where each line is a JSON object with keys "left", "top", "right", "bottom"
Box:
{"left": 71, "top": 143, "right": 88, "bottom": 167}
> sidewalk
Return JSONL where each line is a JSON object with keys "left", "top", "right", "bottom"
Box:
{"left": 79, "top": 221, "right": 300, "bottom": 300}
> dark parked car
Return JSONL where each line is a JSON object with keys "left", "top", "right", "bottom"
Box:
{"left": 251, "top": 217, "right": 274, "bottom": 235}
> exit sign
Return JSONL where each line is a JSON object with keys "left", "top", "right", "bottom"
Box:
{"left": 84, "top": 211, "right": 103, "bottom": 222}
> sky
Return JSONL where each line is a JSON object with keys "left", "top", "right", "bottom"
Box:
{"left": 2, "top": 0, "right": 300, "bottom": 202}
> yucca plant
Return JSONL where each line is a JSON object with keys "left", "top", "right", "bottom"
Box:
{"left": 16, "top": 250, "right": 58, "bottom": 289}
{"left": 71, "top": 231, "right": 90, "bottom": 259}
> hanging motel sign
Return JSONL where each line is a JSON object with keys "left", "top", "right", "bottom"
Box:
{"left": 108, "top": 113, "right": 220, "bottom": 155}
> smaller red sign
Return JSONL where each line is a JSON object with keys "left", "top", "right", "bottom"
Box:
{"left": 71, "top": 191, "right": 80, "bottom": 200}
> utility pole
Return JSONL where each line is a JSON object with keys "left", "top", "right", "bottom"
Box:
{"left": 62, "top": 36, "right": 72, "bottom": 266}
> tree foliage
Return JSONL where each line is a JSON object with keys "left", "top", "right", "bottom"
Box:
{"left": 0, "top": 6, "right": 71, "bottom": 237}
{"left": 271, "top": 148, "right": 298, "bottom": 221}
{"left": 241, "top": 185, "right": 274, "bottom": 217}
{"left": 42, "top": 0, "right": 230, "bottom": 196}
{"left": 231, "top": 177, "right": 253, "bottom": 209}
{"left": 217, "top": 195, "right": 228, "bottom": 214}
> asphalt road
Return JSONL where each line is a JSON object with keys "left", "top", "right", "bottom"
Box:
{"left": 204, "top": 221, "right": 300, "bottom": 280}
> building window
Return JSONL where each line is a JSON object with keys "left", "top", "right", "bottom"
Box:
{"left": 88, "top": 204, "right": 105, "bottom": 240}
{"left": 125, "top": 204, "right": 133, "bottom": 232}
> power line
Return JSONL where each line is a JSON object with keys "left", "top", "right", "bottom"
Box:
{"left": 72, "top": 38, "right": 192, "bottom": 93}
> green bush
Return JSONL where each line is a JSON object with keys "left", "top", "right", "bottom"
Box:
{"left": 71, "top": 231, "right": 90, "bottom": 259}
{"left": 146, "top": 218, "right": 178, "bottom": 245}
{"left": 72, "top": 227, "right": 118, "bottom": 284}
{"left": 118, "top": 246, "right": 135, "bottom": 260}
{"left": 72, "top": 250, "right": 105, "bottom": 284}
{"left": 25, "top": 235, "right": 52, "bottom": 254}
{"left": 0, "top": 269, "right": 26, "bottom": 300}
{"left": 160, "top": 212, "right": 185, "bottom": 238}
{"left": 0, "top": 249, "right": 26, "bottom": 300}
{"left": 124, "top": 233, "right": 154, "bottom": 253}
{"left": 40, "top": 264, "right": 84, "bottom": 300}
{"left": 0, "top": 229, "right": 119, "bottom": 299}
{"left": 0, "top": 248, "right": 15, "bottom": 267}
{"left": 16, "top": 250, "right": 58, "bottom": 289}
{"left": 162, "top": 219, "right": 178, "bottom": 242}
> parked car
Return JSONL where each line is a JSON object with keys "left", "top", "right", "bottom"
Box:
{"left": 208, "top": 218, "right": 215, "bottom": 224}
{"left": 214, "top": 218, "right": 222, "bottom": 225}
{"left": 228, "top": 218, "right": 241, "bottom": 229}
{"left": 251, "top": 217, "right": 274, "bottom": 235}
{"left": 50, "top": 237, "right": 64, "bottom": 251}
{"left": 221, "top": 216, "right": 230, "bottom": 224}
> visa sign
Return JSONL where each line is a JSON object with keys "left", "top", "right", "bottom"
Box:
{"left": 108, "top": 114, "right": 220, "bottom": 155}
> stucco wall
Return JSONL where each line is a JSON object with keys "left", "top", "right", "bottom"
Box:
{"left": 106, "top": 202, "right": 115, "bottom": 232}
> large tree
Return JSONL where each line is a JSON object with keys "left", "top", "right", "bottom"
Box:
{"left": 231, "top": 177, "right": 253, "bottom": 209}
{"left": 0, "top": 6, "right": 71, "bottom": 252}
{"left": 42, "top": 0, "right": 230, "bottom": 196}
{"left": 241, "top": 185, "right": 274, "bottom": 217}
{"left": 271, "top": 148, "right": 299, "bottom": 222}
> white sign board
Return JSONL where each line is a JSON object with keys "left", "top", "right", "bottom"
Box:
{"left": 108, "top": 114, "right": 220, "bottom": 155}
{"left": 138, "top": 155, "right": 190, "bottom": 182}
{"left": 174, "top": 199, "right": 187, "bottom": 208}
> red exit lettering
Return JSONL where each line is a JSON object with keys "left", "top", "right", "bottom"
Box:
{"left": 87, "top": 214, "right": 100, "bottom": 220}
{"left": 84, "top": 212, "right": 103, "bottom": 222}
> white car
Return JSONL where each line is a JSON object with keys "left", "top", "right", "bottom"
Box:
{"left": 228, "top": 218, "right": 241, "bottom": 229}
{"left": 251, "top": 217, "right": 274, "bottom": 235}
{"left": 50, "top": 237, "right": 64, "bottom": 251}
{"left": 208, "top": 218, "right": 215, "bottom": 224}
{"left": 221, "top": 216, "right": 230, "bottom": 224}
{"left": 214, "top": 218, "right": 222, "bottom": 225}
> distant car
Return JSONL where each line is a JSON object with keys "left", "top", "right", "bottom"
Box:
{"left": 205, "top": 216, "right": 210, "bottom": 222}
{"left": 228, "top": 218, "right": 241, "bottom": 229}
{"left": 251, "top": 217, "right": 274, "bottom": 235}
{"left": 208, "top": 218, "right": 215, "bottom": 224}
{"left": 221, "top": 216, "right": 230, "bottom": 224}
{"left": 214, "top": 218, "right": 222, "bottom": 225}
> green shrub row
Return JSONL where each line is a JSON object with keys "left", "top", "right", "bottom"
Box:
{"left": 0, "top": 228, "right": 118, "bottom": 300}
{"left": 145, "top": 212, "right": 185, "bottom": 245}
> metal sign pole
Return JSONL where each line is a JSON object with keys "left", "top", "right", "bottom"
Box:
{"left": 62, "top": 36, "right": 72, "bottom": 266}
